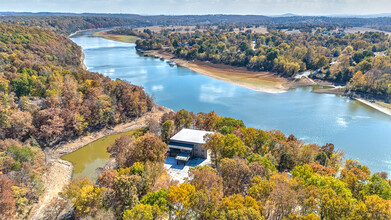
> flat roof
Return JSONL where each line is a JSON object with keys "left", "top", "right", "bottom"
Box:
{"left": 170, "top": 128, "right": 214, "bottom": 144}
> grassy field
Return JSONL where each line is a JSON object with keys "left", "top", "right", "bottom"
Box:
{"left": 93, "top": 31, "right": 139, "bottom": 43}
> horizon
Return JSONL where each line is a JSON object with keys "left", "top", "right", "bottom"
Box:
{"left": 2, "top": 11, "right": 391, "bottom": 18}
{"left": 1, "top": 0, "right": 391, "bottom": 16}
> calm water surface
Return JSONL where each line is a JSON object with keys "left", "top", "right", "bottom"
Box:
{"left": 67, "top": 31, "right": 391, "bottom": 178}
{"left": 61, "top": 130, "right": 133, "bottom": 180}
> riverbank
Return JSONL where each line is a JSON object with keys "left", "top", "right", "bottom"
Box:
{"left": 29, "top": 104, "right": 172, "bottom": 219}
{"left": 86, "top": 32, "right": 335, "bottom": 93}
{"left": 312, "top": 86, "right": 391, "bottom": 116}
{"left": 146, "top": 50, "right": 344, "bottom": 94}
{"left": 145, "top": 50, "right": 391, "bottom": 117}
{"left": 354, "top": 98, "right": 391, "bottom": 116}
{"left": 93, "top": 30, "right": 140, "bottom": 43}
{"left": 146, "top": 50, "right": 291, "bottom": 93}
{"left": 88, "top": 32, "right": 391, "bottom": 117}
{"left": 68, "top": 28, "right": 105, "bottom": 38}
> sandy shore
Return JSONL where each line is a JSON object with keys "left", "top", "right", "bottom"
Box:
{"left": 146, "top": 50, "right": 291, "bottom": 93}
{"left": 354, "top": 98, "right": 391, "bottom": 116}
{"left": 93, "top": 31, "right": 140, "bottom": 43}
{"left": 29, "top": 105, "right": 172, "bottom": 219}
{"left": 68, "top": 28, "right": 106, "bottom": 38}
{"left": 146, "top": 50, "right": 339, "bottom": 94}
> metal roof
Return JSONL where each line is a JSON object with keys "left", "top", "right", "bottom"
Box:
{"left": 170, "top": 128, "right": 214, "bottom": 144}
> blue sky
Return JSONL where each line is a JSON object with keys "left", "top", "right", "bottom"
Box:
{"left": 1, "top": 0, "right": 391, "bottom": 15}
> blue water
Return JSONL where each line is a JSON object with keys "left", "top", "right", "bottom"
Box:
{"left": 72, "top": 31, "right": 391, "bottom": 174}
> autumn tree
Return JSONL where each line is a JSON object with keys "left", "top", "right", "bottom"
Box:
{"left": 174, "top": 109, "right": 193, "bottom": 130}
{"left": 188, "top": 165, "right": 223, "bottom": 192}
{"left": 266, "top": 173, "right": 299, "bottom": 220}
{"left": 203, "top": 132, "right": 223, "bottom": 167}
{"left": 61, "top": 178, "right": 105, "bottom": 218}
{"left": 219, "top": 158, "right": 252, "bottom": 196}
{"left": 220, "top": 194, "right": 264, "bottom": 219}
{"left": 0, "top": 174, "right": 15, "bottom": 218}
{"left": 161, "top": 120, "right": 175, "bottom": 143}
{"left": 195, "top": 111, "right": 218, "bottom": 131}
{"left": 107, "top": 134, "right": 133, "bottom": 167}
{"left": 132, "top": 133, "right": 168, "bottom": 165}
{"left": 168, "top": 183, "right": 196, "bottom": 219}
{"left": 123, "top": 203, "right": 164, "bottom": 220}
{"left": 340, "top": 159, "right": 371, "bottom": 199}
{"left": 108, "top": 133, "right": 167, "bottom": 167}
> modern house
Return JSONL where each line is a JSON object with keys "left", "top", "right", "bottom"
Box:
{"left": 167, "top": 128, "right": 214, "bottom": 164}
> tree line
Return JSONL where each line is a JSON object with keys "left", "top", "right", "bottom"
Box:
{"left": 5, "top": 13, "right": 391, "bottom": 37}
{"left": 132, "top": 27, "right": 391, "bottom": 98}
{"left": 0, "top": 16, "right": 149, "bottom": 36}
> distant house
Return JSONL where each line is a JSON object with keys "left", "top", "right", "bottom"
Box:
{"left": 167, "top": 128, "right": 214, "bottom": 164}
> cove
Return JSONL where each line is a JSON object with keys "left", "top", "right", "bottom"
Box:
{"left": 61, "top": 130, "right": 136, "bottom": 180}
{"left": 67, "top": 30, "right": 391, "bottom": 177}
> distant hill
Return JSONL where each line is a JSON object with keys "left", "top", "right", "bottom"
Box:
{"left": 3, "top": 12, "right": 391, "bottom": 35}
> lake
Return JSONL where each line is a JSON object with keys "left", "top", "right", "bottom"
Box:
{"left": 67, "top": 31, "right": 391, "bottom": 179}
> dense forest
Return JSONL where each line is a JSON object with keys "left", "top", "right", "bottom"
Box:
{"left": 0, "top": 16, "right": 148, "bottom": 35}
{"left": 4, "top": 13, "right": 391, "bottom": 36}
{"left": 132, "top": 27, "right": 391, "bottom": 98}
{"left": 0, "top": 23, "right": 153, "bottom": 218}
{"left": 4, "top": 12, "right": 391, "bottom": 30}
{"left": 60, "top": 109, "right": 391, "bottom": 219}
{"left": 0, "top": 23, "right": 153, "bottom": 147}
{"left": 1, "top": 16, "right": 391, "bottom": 219}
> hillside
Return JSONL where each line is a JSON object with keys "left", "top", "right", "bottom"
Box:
{"left": 0, "top": 22, "right": 154, "bottom": 147}
{"left": 0, "top": 23, "right": 155, "bottom": 218}
{"left": 4, "top": 14, "right": 391, "bottom": 36}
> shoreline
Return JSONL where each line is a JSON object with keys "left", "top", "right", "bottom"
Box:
{"left": 313, "top": 87, "right": 391, "bottom": 116}
{"left": 354, "top": 98, "right": 391, "bottom": 116}
{"left": 93, "top": 30, "right": 140, "bottom": 43}
{"left": 51, "top": 105, "right": 171, "bottom": 157}
{"left": 87, "top": 32, "right": 333, "bottom": 94}
{"left": 29, "top": 104, "right": 172, "bottom": 219}
{"left": 146, "top": 50, "right": 290, "bottom": 94}
{"left": 80, "top": 33, "right": 391, "bottom": 117}
{"left": 68, "top": 28, "right": 106, "bottom": 38}
{"left": 146, "top": 49, "right": 342, "bottom": 94}
{"left": 145, "top": 50, "right": 391, "bottom": 117}
{"left": 29, "top": 31, "right": 391, "bottom": 218}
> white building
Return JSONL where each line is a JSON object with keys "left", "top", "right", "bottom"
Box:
{"left": 167, "top": 128, "right": 213, "bottom": 164}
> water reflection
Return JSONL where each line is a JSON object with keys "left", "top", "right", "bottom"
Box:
{"left": 71, "top": 31, "right": 391, "bottom": 175}
{"left": 199, "top": 84, "right": 236, "bottom": 103}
